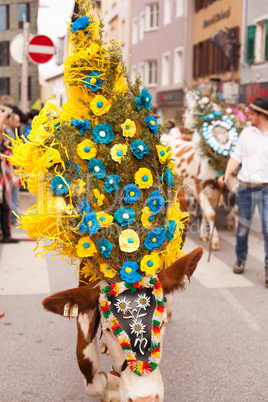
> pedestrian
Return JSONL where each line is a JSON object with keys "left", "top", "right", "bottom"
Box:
{"left": 4, "top": 110, "right": 22, "bottom": 225}
{"left": 167, "top": 119, "right": 181, "bottom": 138}
{"left": 218, "top": 97, "right": 268, "bottom": 286}
{"left": 0, "top": 109, "right": 20, "bottom": 244}
{"left": 23, "top": 109, "right": 39, "bottom": 140}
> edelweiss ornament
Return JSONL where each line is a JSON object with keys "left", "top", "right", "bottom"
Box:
{"left": 100, "top": 276, "right": 165, "bottom": 376}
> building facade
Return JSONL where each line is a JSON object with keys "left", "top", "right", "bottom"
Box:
{"left": 0, "top": 0, "right": 39, "bottom": 108}
{"left": 239, "top": 0, "right": 268, "bottom": 103}
{"left": 130, "top": 0, "right": 194, "bottom": 123}
{"left": 101, "top": 0, "right": 131, "bottom": 68}
{"left": 193, "top": 0, "right": 243, "bottom": 104}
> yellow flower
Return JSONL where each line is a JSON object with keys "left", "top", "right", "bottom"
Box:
{"left": 77, "top": 139, "right": 97, "bottom": 160}
{"left": 91, "top": 189, "right": 105, "bottom": 206}
{"left": 140, "top": 253, "right": 162, "bottom": 275}
{"left": 135, "top": 168, "right": 153, "bottom": 189}
{"left": 114, "top": 65, "right": 127, "bottom": 94}
{"left": 167, "top": 202, "right": 189, "bottom": 227}
{"left": 111, "top": 144, "right": 128, "bottom": 164}
{"left": 90, "top": 95, "right": 112, "bottom": 116}
{"left": 97, "top": 212, "right": 113, "bottom": 227}
{"left": 119, "top": 229, "right": 140, "bottom": 252}
{"left": 156, "top": 145, "right": 172, "bottom": 164}
{"left": 41, "top": 148, "right": 62, "bottom": 168}
{"left": 76, "top": 237, "right": 97, "bottom": 258}
{"left": 141, "top": 206, "right": 155, "bottom": 228}
{"left": 121, "top": 119, "right": 136, "bottom": 137}
{"left": 99, "top": 263, "right": 116, "bottom": 278}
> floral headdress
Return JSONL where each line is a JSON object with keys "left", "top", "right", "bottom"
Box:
{"left": 8, "top": 0, "right": 188, "bottom": 284}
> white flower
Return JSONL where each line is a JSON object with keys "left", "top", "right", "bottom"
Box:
{"left": 114, "top": 297, "right": 131, "bottom": 314}
{"left": 135, "top": 294, "right": 151, "bottom": 310}
{"left": 201, "top": 96, "right": 209, "bottom": 104}
{"left": 129, "top": 319, "right": 146, "bottom": 336}
{"left": 226, "top": 107, "right": 232, "bottom": 114}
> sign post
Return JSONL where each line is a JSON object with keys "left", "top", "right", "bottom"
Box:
{"left": 20, "top": 21, "right": 30, "bottom": 113}
{"left": 28, "top": 35, "right": 55, "bottom": 64}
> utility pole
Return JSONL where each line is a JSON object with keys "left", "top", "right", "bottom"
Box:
{"left": 20, "top": 20, "right": 30, "bottom": 113}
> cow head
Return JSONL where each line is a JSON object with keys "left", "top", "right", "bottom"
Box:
{"left": 42, "top": 246, "right": 203, "bottom": 402}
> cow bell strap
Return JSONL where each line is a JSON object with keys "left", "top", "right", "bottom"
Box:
{"left": 110, "top": 360, "right": 128, "bottom": 378}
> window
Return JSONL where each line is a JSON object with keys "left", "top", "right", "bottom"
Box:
{"left": 139, "top": 11, "right": 145, "bottom": 41}
{"left": 131, "top": 66, "right": 137, "bottom": 83}
{"left": 195, "top": 0, "right": 218, "bottom": 12}
{"left": 164, "top": 0, "right": 172, "bottom": 25}
{"left": 0, "top": 5, "right": 9, "bottom": 30}
{"left": 247, "top": 20, "right": 268, "bottom": 64}
{"left": 138, "top": 62, "right": 145, "bottom": 85}
{"left": 161, "top": 52, "right": 170, "bottom": 86}
{"left": 145, "top": 60, "right": 157, "bottom": 86}
{"left": 109, "top": 16, "right": 118, "bottom": 41}
{"left": 18, "top": 3, "right": 30, "bottom": 29}
{"left": 0, "top": 78, "right": 10, "bottom": 97}
{"left": 176, "top": 0, "right": 184, "bottom": 18}
{"left": 146, "top": 3, "right": 159, "bottom": 30}
{"left": 132, "top": 17, "right": 138, "bottom": 45}
{"left": 193, "top": 27, "right": 239, "bottom": 78}
{"left": 0, "top": 42, "right": 9, "bottom": 66}
{"left": 174, "top": 47, "right": 183, "bottom": 84}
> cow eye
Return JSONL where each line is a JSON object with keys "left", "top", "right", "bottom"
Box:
{"left": 105, "top": 328, "right": 111, "bottom": 332}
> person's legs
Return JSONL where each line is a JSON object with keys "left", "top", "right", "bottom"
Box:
{"left": 235, "top": 186, "right": 255, "bottom": 269}
{"left": 0, "top": 196, "right": 11, "bottom": 239}
{"left": 11, "top": 184, "right": 19, "bottom": 225}
{"left": 257, "top": 187, "right": 268, "bottom": 286}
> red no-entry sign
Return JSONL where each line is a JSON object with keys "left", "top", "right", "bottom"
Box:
{"left": 28, "top": 35, "right": 55, "bottom": 64}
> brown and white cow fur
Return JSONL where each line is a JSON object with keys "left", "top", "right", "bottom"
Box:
{"left": 43, "top": 246, "right": 203, "bottom": 402}
{"left": 161, "top": 134, "right": 238, "bottom": 249}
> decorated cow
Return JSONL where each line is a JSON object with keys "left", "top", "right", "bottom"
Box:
{"left": 162, "top": 89, "right": 248, "bottom": 249}
{"left": 8, "top": 2, "right": 203, "bottom": 401}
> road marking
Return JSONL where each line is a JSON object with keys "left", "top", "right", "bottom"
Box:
{"left": 183, "top": 238, "right": 254, "bottom": 289}
{"left": 0, "top": 242, "right": 50, "bottom": 295}
{"left": 219, "top": 230, "right": 265, "bottom": 264}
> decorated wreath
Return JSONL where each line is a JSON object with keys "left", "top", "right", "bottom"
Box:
{"left": 8, "top": 0, "right": 188, "bottom": 285}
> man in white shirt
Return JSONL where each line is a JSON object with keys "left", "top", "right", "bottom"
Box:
{"left": 218, "top": 97, "right": 268, "bottom": 286}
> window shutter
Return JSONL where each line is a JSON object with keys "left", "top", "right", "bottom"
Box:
{"left": 247, "top": 25, "right": 256, "bottom": 63}
{"left": 265, "top": 20, "right": 268, "bottom": 61}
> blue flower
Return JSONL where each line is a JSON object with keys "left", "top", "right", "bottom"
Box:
{"left": 51, "top": 176, "right": 70, "bottom": 196}
{"left": 78, "top": 212, "right": 100, "bottom": 235}
{"left": 97, "top": 238, "right": 113, "bottom": 258}
{"left": 120, "top": 261, "right": 142, "bottom": 283}
{"left": 130, "top": 140, "right": 149, "bottom": 159}
{"left": 145, "top": 116, "right": 158, "bottom": 134}
{"left": 71, "top": 119, "right": 91, "bottom": 135}
{"left": 144, "top": 228, "right": 165, "bottom": 251}
{"left": 114, "top": 207, "right": 135, "bottom": 227}
{"left": 84, "top": 71, "right": 103, "bottom": 92}
{"left": 204, "top": 113, "right": 215, "bottom": 121}
{"left": 104, "top": 174, "right": 120, "bottom": 193}
{"left": 93, "top": 123, "right": 114, "bottom": 144}
{"left": 135, "top": 88, "right": 152, "bottom": 110}
{"left": 77, "top": 200, "right": 92, "bottom": 215}
{"left": 147, "top": 190, "right": 165, "bottom": 215}
{"left": 88, "top": 158, "right": 106, "bottom": 179}
{"left": 124, "top": 184, "right": 140, "bottom": 204}
{"left": 163, "top": 168, "right": 174, "bottom": 188}
{"left": 71, "top": 16, "right": 90, "bottom": 32}
{"left": 165, "top": 220, "right": 177, "bottom": 242}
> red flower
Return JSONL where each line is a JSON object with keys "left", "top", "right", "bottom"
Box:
{"left": 156, "top": 304, "right": 165, "bottom": 314}
{"left": 108, "top": 284, "right": 117, "bottom": 296}
{"left": 142, "top": 362, "right": 152, "bottom": 374}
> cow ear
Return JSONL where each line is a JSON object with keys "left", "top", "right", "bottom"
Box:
{"left": 158, "top": 246, "right": 203, "bottom": 294}
{"left": 42, "top": 284, "right": 100, "bottom": 317}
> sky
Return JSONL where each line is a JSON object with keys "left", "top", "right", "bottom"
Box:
{"left": 38, "top": 0, "right": 76, "bottom": 79}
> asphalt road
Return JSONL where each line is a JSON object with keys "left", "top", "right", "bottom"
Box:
{"left": 1, "top": 208, "right": 268, "bottom": 402}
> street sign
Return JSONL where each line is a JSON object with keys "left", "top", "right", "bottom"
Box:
{"left": 28, "top": 35, "right": 55, "bottom": 64}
